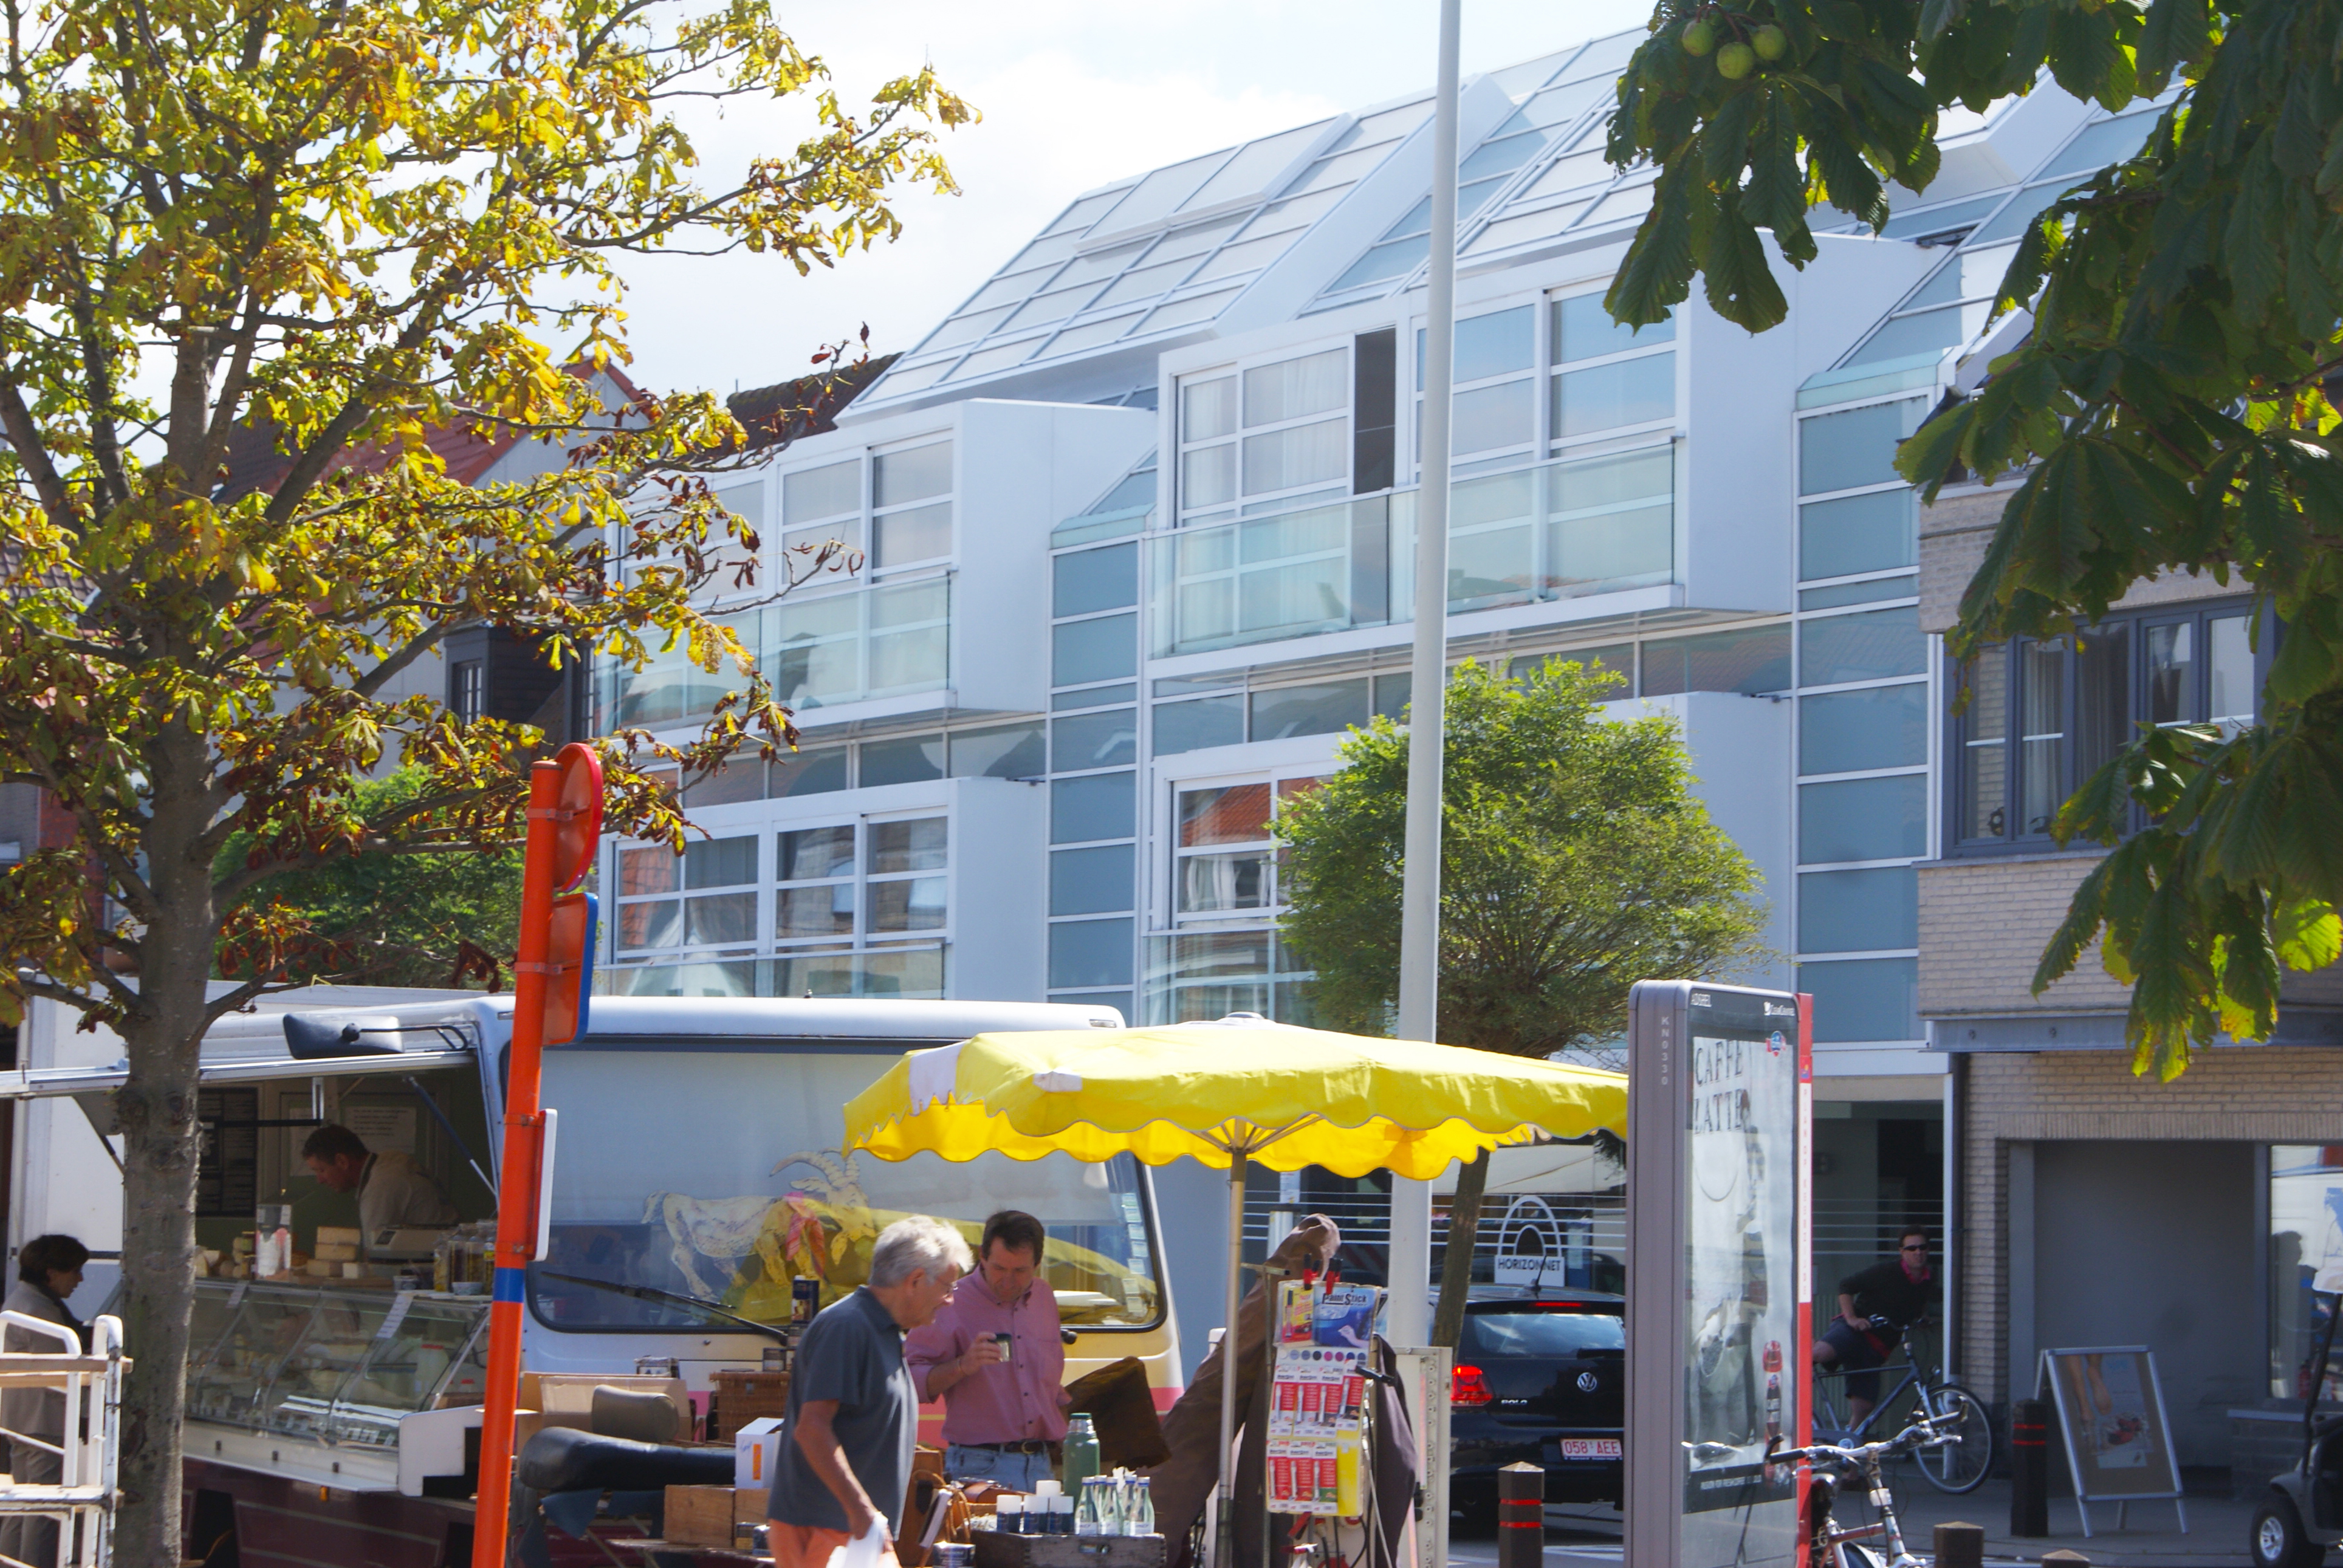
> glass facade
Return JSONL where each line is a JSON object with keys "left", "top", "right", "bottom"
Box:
{"left": 1793, "top": 392, "right": 1931, "bottom": 1044}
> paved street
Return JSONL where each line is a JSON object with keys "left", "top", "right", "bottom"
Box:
{"left": 1443, "top": 1473, "right": 2259, "bottom": 1568}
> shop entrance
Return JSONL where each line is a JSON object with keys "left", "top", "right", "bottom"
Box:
{"left": 2013, "top": 1140, "right": 2261, "bottom": 1470}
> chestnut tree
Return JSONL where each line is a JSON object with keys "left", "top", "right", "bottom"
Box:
{"left": 0, "top": 0, "right": 968, "bottom": 1553}
{"left": 1604, "top": 0, "right": 2343, "bottom": 1079}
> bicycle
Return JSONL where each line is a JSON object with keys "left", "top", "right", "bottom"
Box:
{"left": 1775, "top": 1407, "right": 1969, "bottom": 1568}
{"left": 1810, "top": 1318, "right": 1994, "bottom": 1494}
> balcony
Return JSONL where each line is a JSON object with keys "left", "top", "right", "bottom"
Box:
{"left": 1148, "top": 442, "right": 1676, "bottom": 659}
{"left": 597, "top": 943, "right": 947, "bottom": 1000}
{"left": 605, "top": 575, "right": 952, "bottom": 730}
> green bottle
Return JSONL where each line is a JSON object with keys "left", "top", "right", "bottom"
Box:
{"left": 1062, "top": 1414, "right": 1100, "bottom": 1493}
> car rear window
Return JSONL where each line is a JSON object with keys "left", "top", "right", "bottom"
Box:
{"left": 1461, "top": 1309, "right": 1625, "bottom": 1358}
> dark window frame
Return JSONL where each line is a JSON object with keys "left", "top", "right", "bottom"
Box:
{"left": 1945, "top": 598, "right": 2269, "bottom": 857}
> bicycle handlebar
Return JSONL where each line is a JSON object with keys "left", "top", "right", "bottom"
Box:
{"left": 1774, "top": 1411, "right": 1961, "bottom": 1470}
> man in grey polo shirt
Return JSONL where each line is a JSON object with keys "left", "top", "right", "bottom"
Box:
{"left": 769, "top": 1216, "right": 973, "bottom": 1568}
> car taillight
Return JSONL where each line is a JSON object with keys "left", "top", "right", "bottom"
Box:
{"left": 1452, "top": 1364, "right": 1494, "bottom": 1406}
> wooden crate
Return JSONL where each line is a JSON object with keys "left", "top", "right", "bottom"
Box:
{"left": 711, "top": 1369, "right": 791, "bottom": 1441}
{"left": 664, "top": 1484, "right": 764, "bottom": 1547}
{"left": 970, "top": 1533, "right": 1166, "bottom": 1568}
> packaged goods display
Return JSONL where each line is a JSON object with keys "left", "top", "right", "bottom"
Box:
{"left": 1263, "top": 1281, "right": 1382, "bottom": 1515}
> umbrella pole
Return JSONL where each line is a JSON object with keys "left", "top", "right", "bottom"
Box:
{"left": 1218, "top": 1149, "right": 1247, "bottom": 1568}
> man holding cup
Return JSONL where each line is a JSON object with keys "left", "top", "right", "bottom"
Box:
{"left": 906, "top": 1210, "right": 1071, "bottom": 1490}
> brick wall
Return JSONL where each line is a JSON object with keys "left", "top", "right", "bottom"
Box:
{"left": 1919, "top": 483, "right": 2251, "bottom": 638}
{"left": 1919, "top": 852, "right": 2129, "bottom": 1018}
{"left": 1956, "top": 1047, "right": 2343, "bottom": 1406}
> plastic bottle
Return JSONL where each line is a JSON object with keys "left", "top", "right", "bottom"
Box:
{"left": 995, "top": 1496, "right": 1024, "bottom": 1535}
{"left": 1063, "top": 1414, "right": 1100, "bottom": 1494}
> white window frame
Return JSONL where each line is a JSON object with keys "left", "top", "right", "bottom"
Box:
{"left": 1543, "top": 284, "right": 1679, "bottom": 457}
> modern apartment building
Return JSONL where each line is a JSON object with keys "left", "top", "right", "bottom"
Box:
{"left": 593, "top": 36, "right": 2274, "bottom": 1397}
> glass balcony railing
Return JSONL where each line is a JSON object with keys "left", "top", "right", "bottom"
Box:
{"left": 1149, "top": 442, "right": 1676, "bottom": 659}
{"left": 605, "top": 575, "right": 951, "bottom": 728}
{"left": 597, "top": 943, "right": 947, "bottom": 1000}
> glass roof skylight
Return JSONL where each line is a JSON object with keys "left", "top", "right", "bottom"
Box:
{"left": 857, "top": 105, "right": 1435, "bottom": 409}
{"left": 1826, "top": 103, "right": 2166, "bottom": 378}
{"left": 1308, "top": 28, "right": 1659, "bottom": 309}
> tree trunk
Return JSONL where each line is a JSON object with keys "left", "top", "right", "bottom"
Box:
{"left": 1429, "top": 1148, "right": 1491, "bottom": 1349}
{"left": 108, "top": 739, "right": 218, "bottom": 1564}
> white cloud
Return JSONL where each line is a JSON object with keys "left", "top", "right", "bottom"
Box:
{"left": 617, "top": 0, "right": 1650, "bottom": 397}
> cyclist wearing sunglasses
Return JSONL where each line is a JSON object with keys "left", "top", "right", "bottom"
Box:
{"left": 1812, "top": 1228, "right": 1938, "bottom": 1425}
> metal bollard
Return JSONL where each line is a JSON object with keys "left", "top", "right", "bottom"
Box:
{"left": 1934, "top": 1521, "right": 1985, "bottom": 1568}
{"left": 2040, "top": 1552, "right": 2090, "bottom": 1567}
{"left": 1497, "top": 1462, "right": 1543, "bottom": 1568}
{"left": 2011, "top": 1399, "right": 2052, "bottom": 1538}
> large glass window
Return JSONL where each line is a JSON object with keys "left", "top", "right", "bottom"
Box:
{"left": 1417, "top": 306, "right": 1538, "bottom": 462}
{"left": 532, "top": 1045, "right": 1164, "bottom": 1331}
{"left": 1799, "top": 399, "right": 1927, "bottom": 496}
{"left": 2269, "top": 1146, "right": 2343, "bottom": 1402}
{"left": 1054, "top": 614, "right": 1137, "bottom": 686}
{"left": 1796, "top": 957, "right": 1919, "bottom": 1042}
{"left": 871, "top": 442, "right": 952, "bottom": 569}
{"left": 1953, "top": 604, "right": 2259, "bottom": 852}
{"left": 1803, "top": 685, "right": 1928, "bottom": 775}
{"left": 1180, "top": 349, "right": 1354, "bottom": 524}
{"left": 1054, "top": 544, "right": 1140, "bottom": 617}
{"left": 1176, "top": 784, "right": 1274, "bottom": 916}
{"left": 1549, "top": 295, "right": 1673, "bottom": 450}
{"left": 1799, "top": 867, "right": 1918, "bottom": 953}
{"left": 766, "top": 817, "right": 949, "bottom": 948}
{"left": 1641, "top": 626, "right": 1791, "bottom": 696}
{"left": 1800, "top": 490, "right": 1915, "bottom": 581}
{"left": 1799, "top": 775, "right": 1927, "bottom": 864}
{"left": 618, "top": 835, "right": 758, "bottom": 956}
{"left": 1052, "top": 773, "right": 1134, "bottom": 844}
{"left": 1800, "top": 606, "right": 1925, "bottom": 685}
{"left": 783, "top": 459, "right": 862, "bottom": 560}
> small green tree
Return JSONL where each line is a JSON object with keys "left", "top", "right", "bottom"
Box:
{"left": 1278, "top": 658, "right": 1771, "bottom": 1346}
{"left": 216, "top": 767, "right": 524, "bottom": 989}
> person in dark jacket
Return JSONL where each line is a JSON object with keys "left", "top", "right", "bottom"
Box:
{"left": 1811, "top": 1228, "right": 1938, "bottom": 1424}
{"left": 1, "top": 1233, "right": 89, "bottom": 1565}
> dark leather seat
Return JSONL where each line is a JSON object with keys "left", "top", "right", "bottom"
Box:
{"left": 515, "top": 1425, "right": 733, "bottom": 1494}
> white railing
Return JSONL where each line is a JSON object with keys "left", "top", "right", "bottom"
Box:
{"left": 0, "top": 1312, "right": 125, "bottom": 1568}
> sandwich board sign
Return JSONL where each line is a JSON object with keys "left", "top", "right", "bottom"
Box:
{"left": 2037, "top": 1347, "right": 2188, "bottom": 1538}
{"left": 1625, "top": 980, "right": 1813, "bottom": 1568}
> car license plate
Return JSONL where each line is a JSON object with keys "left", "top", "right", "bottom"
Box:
{"left": 1560, "top": 1439, "right": 1622, "bottom": 1459}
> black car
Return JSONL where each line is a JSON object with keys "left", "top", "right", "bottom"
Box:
{"left": 1447, "top": 1292, "right": 1624, "bottom": 1533}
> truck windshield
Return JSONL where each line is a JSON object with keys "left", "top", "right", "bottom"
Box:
{"left": 528, "top": 1043, "right": 1162, "bottom": 1333}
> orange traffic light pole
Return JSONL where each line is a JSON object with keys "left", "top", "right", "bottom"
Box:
{"left": 472, "top": 745, "right": 601, "bottom": 1568}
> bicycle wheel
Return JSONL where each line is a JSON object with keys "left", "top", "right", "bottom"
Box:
{"left": 1914, "top": 1384, "right": 1995, "bottom": 1493}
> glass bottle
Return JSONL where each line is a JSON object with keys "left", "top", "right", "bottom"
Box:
{"left": 1125, "top": 1477, "right": 1154, "bottom": 1537}
{"left": 1076, "top": 1477, "right": 1104, "bottom": 1537}
{"left": 1063, "top": 1414, "right": 1100, "bottom": 1494}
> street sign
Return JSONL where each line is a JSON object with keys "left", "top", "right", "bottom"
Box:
{"left": 473, "top": 745, "right": 603, "bottom": 1568}
{"left": 1625, "top": 981, "right": 1813, "bottom": 1568}
{"left": 547, "top": 743, "right": 603, "bottom": 892}
{"left": 540, "top": 892, "right": 595, "bottom": 1047}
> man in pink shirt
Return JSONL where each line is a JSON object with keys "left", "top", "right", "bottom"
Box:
{"left": 905, "top": 1210, "right": 1070, "bottom": 1490}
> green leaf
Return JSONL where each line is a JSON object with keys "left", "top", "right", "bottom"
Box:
{"left": 1607, "top": 162, "right": 1700, "bottom": 327}
{"left": 1700, "top": 189, "right": 1789, "bottom": 330}
{"left": 2136, "top": 0, "right": 2209, "bottom": 94}
{"left": 2273, "top": 897, "right": 2343, "bottom": 973}
{"left": 1701, "top": 91, "right": 1759, "bottom": 187}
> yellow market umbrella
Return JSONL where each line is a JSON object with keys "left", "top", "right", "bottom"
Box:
{"left": 842, "top": 1014, "right": 1627, "bottom": 1519}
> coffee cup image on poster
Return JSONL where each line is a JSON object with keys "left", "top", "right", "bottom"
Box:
{"left": 1683, "top": 1027, "right": 1799, "bottom": 1514}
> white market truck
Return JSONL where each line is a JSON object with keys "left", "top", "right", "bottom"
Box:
{"left": 7, "top": 986, "right": 1182, "bottom": 1566}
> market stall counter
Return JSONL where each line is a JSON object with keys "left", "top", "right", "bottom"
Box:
{"left": 181, "top": 1276, "right": 492, "bottom": 1492}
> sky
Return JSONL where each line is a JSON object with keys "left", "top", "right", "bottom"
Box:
{"left": 619, "top": 0, "right": 1653, "bottom": 399}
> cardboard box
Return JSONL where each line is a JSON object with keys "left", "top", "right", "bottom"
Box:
{"left": 664, "top": 1485, "right": 766, "bottom": 1548}
{"left": 735, "top": 1417, "right": 786, "bottom": 1491}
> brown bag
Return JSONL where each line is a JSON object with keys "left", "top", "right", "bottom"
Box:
{"left": 1065, "top": 1356, "right": 1171, "bottom": 1470}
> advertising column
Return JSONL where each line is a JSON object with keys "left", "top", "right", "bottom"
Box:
{"left": 1626, "top": 980, "right": 1811, "bottom": 1568}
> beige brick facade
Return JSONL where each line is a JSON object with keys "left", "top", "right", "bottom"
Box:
{"left": 1955, "top": 1049, "right": 2343, "bottom": 1406}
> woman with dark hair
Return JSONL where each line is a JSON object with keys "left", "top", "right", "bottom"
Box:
{"left": 2, "top": 1233, "right": 89, "bottom": 1563}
